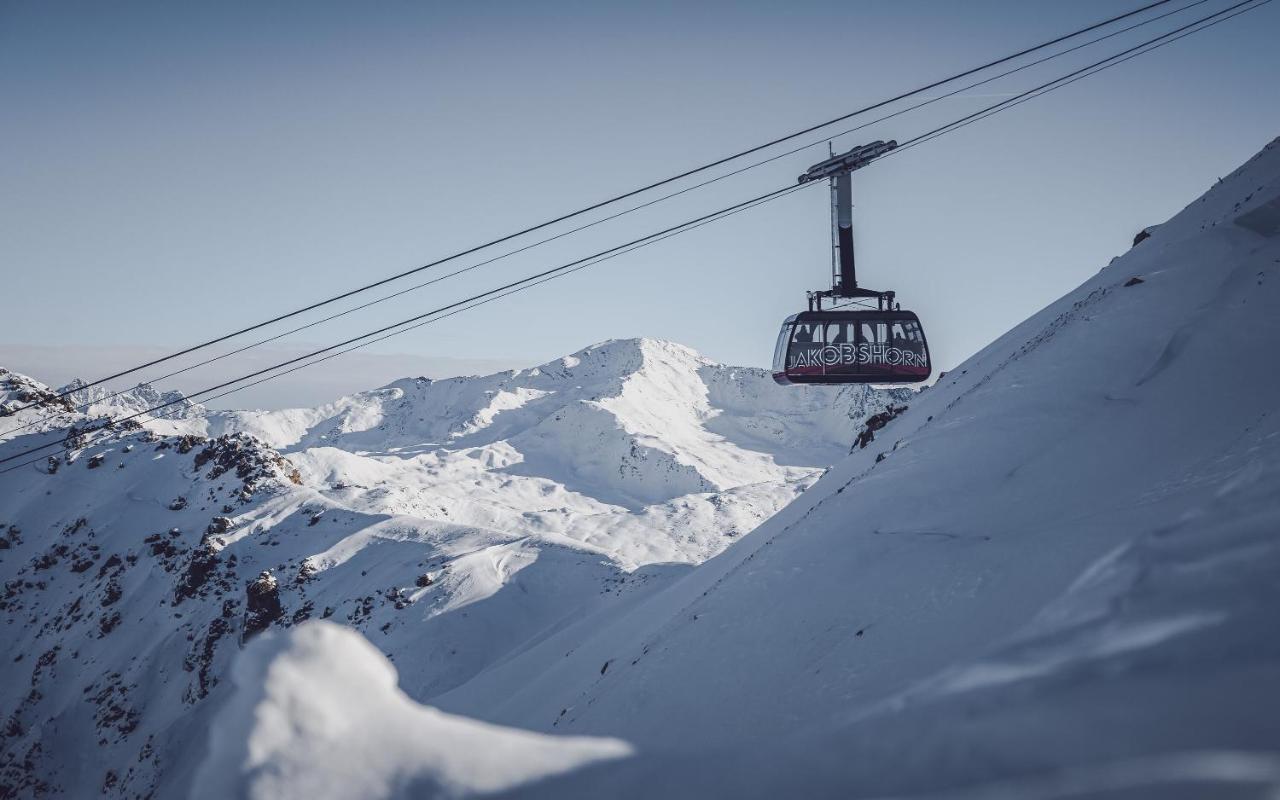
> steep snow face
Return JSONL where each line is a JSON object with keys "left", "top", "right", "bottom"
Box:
{"left": 0, "top": 341, "right": 900, "bottom": 797}
{"left": 199, "top": 137, "right": 1280, "bottom": 798}
{"left": 414, "top": 137, "right": 1280, "bottom": 795}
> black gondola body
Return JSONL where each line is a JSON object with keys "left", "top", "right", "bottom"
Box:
{"left": 774, "top": 139, "right": 932, "bottom": 386}
{"left": 772, "top": 309, "right": 931, "bottom": 385}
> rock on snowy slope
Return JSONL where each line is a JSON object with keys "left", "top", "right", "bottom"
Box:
{"left": 0, "top": 340, "right": 900, "bottom": 797}
{"left": 0, "top": 369, "right": 73, "bottom": 427}
{"left": 192, "top": 622, "right": 629, "bottom": 800}
{"left": 212, "top": 137, "right": 1280, "bottom": 799}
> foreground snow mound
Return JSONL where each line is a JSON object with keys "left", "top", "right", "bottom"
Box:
{"left": 194, "top": 622, "right": 629, "bottom": 800}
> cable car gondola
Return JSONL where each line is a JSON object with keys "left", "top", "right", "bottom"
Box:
{"left": 773, "top": 309, "right": 930, "bottom": 385}
{"left": 772, "top": 140, "right": 932, "bottom": 386}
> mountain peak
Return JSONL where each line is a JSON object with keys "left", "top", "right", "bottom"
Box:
{"left": 533, "top": 338, "right": 709, "bottom": 382}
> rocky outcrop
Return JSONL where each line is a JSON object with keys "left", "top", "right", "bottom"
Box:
{"left": 242, "top": 571, "right": 283, "bottom": 642}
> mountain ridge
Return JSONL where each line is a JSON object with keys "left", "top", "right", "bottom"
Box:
{"left": 0, "top": 338, "right": 905, "bottom": 797}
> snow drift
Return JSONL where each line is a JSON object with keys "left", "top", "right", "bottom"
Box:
{"left": 192, "top": 622, "right": 629, "bottom": 800}
{"left": 204, "top": 137, "right": 1280, "bottom": 799}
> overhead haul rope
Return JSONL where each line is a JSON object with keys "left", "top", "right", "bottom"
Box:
{"left": 1, "top": 0, "right": 1269, "bottom": 474}
{"left": 0, "top": 0, "right": 1223, "bottom": 437}
{"left": 5, "top": 0, "right": 1184, "bottom": 417}
{"left": 880, "top": 0, "right": 1270, "bottom": 161}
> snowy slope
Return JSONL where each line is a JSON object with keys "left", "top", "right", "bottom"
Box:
{"left": 0, "top": 340, "right": 900, "bottom": 797}
{"left": 204, "top": 137, "right": 1280, "bottom": 799}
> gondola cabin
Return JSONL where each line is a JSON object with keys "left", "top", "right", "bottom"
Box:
{"left": 775, "top": 139, "right": 933, "bottom": 386}
{"left": 772, "top": 309, "right": 930, "bottom": 385}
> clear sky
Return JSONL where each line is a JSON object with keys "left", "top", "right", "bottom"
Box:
{"left": 2, "top": 0, "right": 1277, "bottom": 408}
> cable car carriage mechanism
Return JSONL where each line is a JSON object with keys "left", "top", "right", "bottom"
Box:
{"left": 772, "top": 140, "right": 932, "bottom": 385}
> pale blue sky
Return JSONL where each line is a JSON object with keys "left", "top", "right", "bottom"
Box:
{"left": 2, "top": 0, "right": 1277, "bottom": 407}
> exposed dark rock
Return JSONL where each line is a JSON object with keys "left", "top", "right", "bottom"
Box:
{"left": 62, "top": 518, "right": 87, "bottom": 538}
{"left": 97, "top": 554, "right": 123, "bottom": 579}
{"left": 89, "top": 677, "right": 139, "bottom": 737}
{"left": 291, "top": 601, "right": 314, "bottom": 625}
{"left": 86, "top": 454, "right": 105, "bottom": 469}
{"left": 184, "top": 616, "right": 231, "bottom": 702}
{"left": 856, "top": 404, "right": 908, "bottom": 450}
{"left": 101, "top": 580, "right": 122, "bottom": 607}
{"left": 205, "top": 517, "right": 232, "bottom": 538}
{"left": 295, "top": 561, "right": 317, "bottom": 586}
{"left": 348, "top": 595, "right": 376, "bottom": 625}
{"left": 173, "top": 544, "right": 219, "bottom": 605}
{"left": 144, "top": 533, "right": 181, "bottom": 561}
{"left": 1132, "top": 227, "right": 1155, "bottom": 246}
{"left": 32, "top": 545, "right": 68, "bottom": 571}
{"left": 242, "top": 571, "right": 283, "bottom": 642}
{"left": 63, "top": 423, "right": 94, "bottom": 451}
{"left": 176, "top": 435, "right": 206, "bottom": 455}
{"left": 98, "top": 611, "right": 121, "bottom": 637}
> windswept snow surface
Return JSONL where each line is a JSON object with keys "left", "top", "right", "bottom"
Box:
{"left": 0, "top": 339, "right": 899, "bottom": 797}
{"left": 205, "top": 137, "right": 1280, "bottom": 798}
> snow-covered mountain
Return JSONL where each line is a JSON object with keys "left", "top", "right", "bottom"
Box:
{"left": 191, "top": 136, "right": 1280, "bottom": 800}
{"left": 0, "top": 371, "right": 204, "bottom": 442}
{"left": 0, "top": 338, "right": 904, "bottom": 797}
{"left": 192, "top": 338, "right": 907, "bottom": 566}
{"left": 61, "top": 378, "right": 203, "bottom": 431}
